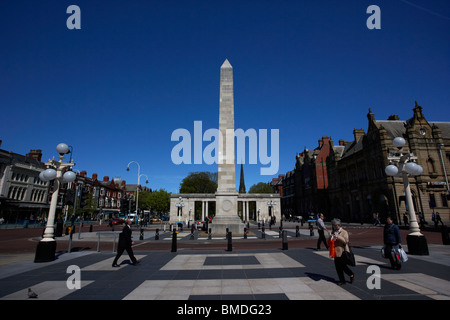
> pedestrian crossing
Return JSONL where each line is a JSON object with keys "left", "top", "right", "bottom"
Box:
{"left": 82, "top": 255, "right": 147, "bottom": 271}
{"left": 313, "top": 250, "right": 388, "bottom": 266}
{"left": 1, "top": 248, "right": 449, "bottom": 300}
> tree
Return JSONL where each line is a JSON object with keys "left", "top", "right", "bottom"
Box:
{"left": 179, "top": 172, "right": 217, "bottom": 193}
{"left": 139, "top": 189, "right": 171, "bottom": 216}
{"left": 248, "top": 182, "right": 273, "bottom": 194}
{"left": 79, "top": 194, "right": 98, "bottom": 219}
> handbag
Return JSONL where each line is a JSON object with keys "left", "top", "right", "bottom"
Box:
{"left": 342, "top": 245, "right": 356, "bottom": 266}
{"left": 394, "top": 246, "right": 408, "bottom": 262}
{"left": 328, "top": 239, "right": 335, "bottom": 258}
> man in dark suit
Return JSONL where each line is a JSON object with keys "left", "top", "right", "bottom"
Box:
{"left": 112, "top": 219, "right": 139, "bottom": 267}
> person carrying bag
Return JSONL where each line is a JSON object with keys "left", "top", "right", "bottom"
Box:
{"left": 330, "top": 219, "right": 355, "bottom": 285}
{"left": 383, "top": 216, "right": 403, "bottom": 270}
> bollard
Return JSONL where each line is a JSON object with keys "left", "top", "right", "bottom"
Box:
{"left": 258, "top": 222, "right": 261, "bottom": 230}
{"left": 190, "top": 224, "right": 195, "bottom": 240}
{"left": 441, "top": 225, "right": 449, "bottom": 245}
{"left": 309, "top": 222, "right": 314, "bottom": 236}
{"left": 244, "top": 227, "right": 247, "bottom": 239}
{"left": 227, "top": 231, "right": 232, "bottom": 251}
{"left": 68, "top": 226, "right": 74, "bottom": 253}
{"left": 155, "top": 228, "right": 160, "bottom": 240}
{"left": 282, "top": 230, "right": 288, "bottom": 250}
{"left": 89, "top": 224, "right": 93, "bottom": 232}
{"left": 208, "top": 228, "right": 212, "bottom": 240}
{"left": 296, "top": 225, "right": 300, "bottom": 238}
{"left": 171, "top": 230, "right": 177, "bottom": 252}
{"left": 261, "top": 226, "right": 265, "bottom": 239}
{"left": 140, "top": 228, "right": 144, "bottom": 240}
{"left": 279, "top": 226, "right": 282, "bottom": 238}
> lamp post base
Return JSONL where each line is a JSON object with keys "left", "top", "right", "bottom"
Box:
{"left": 34, "top": 239, "right": 57, "bottom": 263}
{"left": 407, "top": 234, "right": 429, "bottom": 255}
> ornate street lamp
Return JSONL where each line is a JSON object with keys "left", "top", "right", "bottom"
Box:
{"left": 267, "top": 194, "right": 277, "bottom": 219}
{"left": 35, "top": 143, "right": 76, "bottom": 262}
{"left": 175, "top": 196, "right": 185, "bottom": 222}
{"left": 385, "top": 137, "right": 428, "bottom": 255}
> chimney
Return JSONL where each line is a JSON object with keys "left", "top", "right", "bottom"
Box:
{"left": 92, "top": 173, "right": 98, "bottom": 181}
{"left": 103, "top": 176, "right": 109, "bottom": 182}
{"left": 339, "top": 139, "right": 345, "bottom": 146}
{"left": 353, "top": 128, "right": 365, "bottom": 142}
{"left": 318, "top": 139, "right": 323, "bottom": 148}
{"left": 387, "top": 115, "right": 399, "bottom": 120}
{"left": 27, "top": 149, "right": 42, "bottom": 162}
{"left": 80, "top": 171, "right": 87, "bottom": 177}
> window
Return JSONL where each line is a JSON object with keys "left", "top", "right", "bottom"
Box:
{"left": 427, "top": 158, "right": 436, "bottom": 173}
{"left": 441, "top": 194, "right": 448, "bottom": 207}
{"left": 429, "top": 194, "right": 436, "bottom": 209}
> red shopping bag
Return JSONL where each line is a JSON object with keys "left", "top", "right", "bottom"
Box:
{"left": 328, "top": 239, "right": 335, "bottom": 258}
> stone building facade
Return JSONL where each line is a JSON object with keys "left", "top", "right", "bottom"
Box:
{"left": 280, "top": 102, "right": 449, "bottom": 224}
{"left": 326, "top": 103, "right": 449, "bottom": 224}
{"left": 0, "top": 145, "right": 49, "bottom": 223}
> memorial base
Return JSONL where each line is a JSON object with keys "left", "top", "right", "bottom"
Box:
{"left": 210, "top": 215, "right": 245, "bottom": 236}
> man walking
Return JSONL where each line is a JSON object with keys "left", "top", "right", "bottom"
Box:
{"left": 112, "top": 219, "right": 139, "bottom": 267}
{"left": 316, "top": 213, "right": 329, "bottom": 251}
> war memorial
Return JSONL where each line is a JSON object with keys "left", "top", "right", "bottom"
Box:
{"left": 169, "top": 60, "right": 281, "bottom": 235}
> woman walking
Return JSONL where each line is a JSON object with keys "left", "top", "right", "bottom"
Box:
{"left": 330, "top": 219, "right": 354, "bottom": 285}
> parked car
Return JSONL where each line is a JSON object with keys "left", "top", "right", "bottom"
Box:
{"left": 111, "top": 218, "right": 124, "bottom": 225}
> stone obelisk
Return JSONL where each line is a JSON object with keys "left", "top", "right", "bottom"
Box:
{"left": 212, "top": 59, "right": 244, "bottom": 235}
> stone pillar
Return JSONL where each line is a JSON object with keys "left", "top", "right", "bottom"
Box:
{"left": 212, "top": 59, "right": 244, "bottom": 235}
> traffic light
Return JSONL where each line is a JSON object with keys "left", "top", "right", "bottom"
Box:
{"left": 79, "top": 187, "right": 89, "bottom": 208}
{"left": 121, "top": 198, "right": 129, "bottom": 214}
{"left": 64, "top": 189, "right": 75, "bottom": 206}
{"left": 130, "top": 199, "right": 136, "bottom": 213}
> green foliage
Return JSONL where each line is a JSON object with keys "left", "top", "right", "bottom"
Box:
{"left": 248, "top": 182, "right": 273, "bottom": 194}
{"left": 139, "top": 189, "right": 171, "bottom": 214}
{"left": 179, "top": 172, "right": 217, "bottom": 193}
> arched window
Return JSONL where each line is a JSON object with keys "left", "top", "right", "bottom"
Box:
{"left": 427, "top": 157, "right": 436, "bottom": 173}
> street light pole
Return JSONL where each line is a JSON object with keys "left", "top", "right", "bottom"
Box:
{"left": 176, "top": 196, "right": 184, "bottom": 223}
{"left": 127, "top": 161, "right": 141, "bottom": 214}
{"left": 35, "top": 143, "right": 76, "bottom": 262}
{"left": 385, "top": 137, "right": 428, "bottom": 255}
{"left": 138, "top": 173, "right": 149, "bottom": 218}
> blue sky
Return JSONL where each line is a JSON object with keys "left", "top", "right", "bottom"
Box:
{"left": 1, "top": 0, "right": 449, "bottom": 193}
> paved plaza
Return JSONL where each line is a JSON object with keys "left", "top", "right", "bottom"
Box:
{"left": 0, "top": 228, "right": 449, "bottom": 302}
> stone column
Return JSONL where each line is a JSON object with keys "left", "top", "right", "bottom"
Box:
{"left": 212, "top": 59, "right": 244, "bottom": 235}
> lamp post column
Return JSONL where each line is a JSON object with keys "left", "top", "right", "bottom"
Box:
{"left": 35, "top": 143, "right": 76, "bottom": 262}
{"left": 401, "top": 171, "right": 421, "bottom": 236}
{"left": 42, "top": 177, "right": 61, "bottom": 240}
